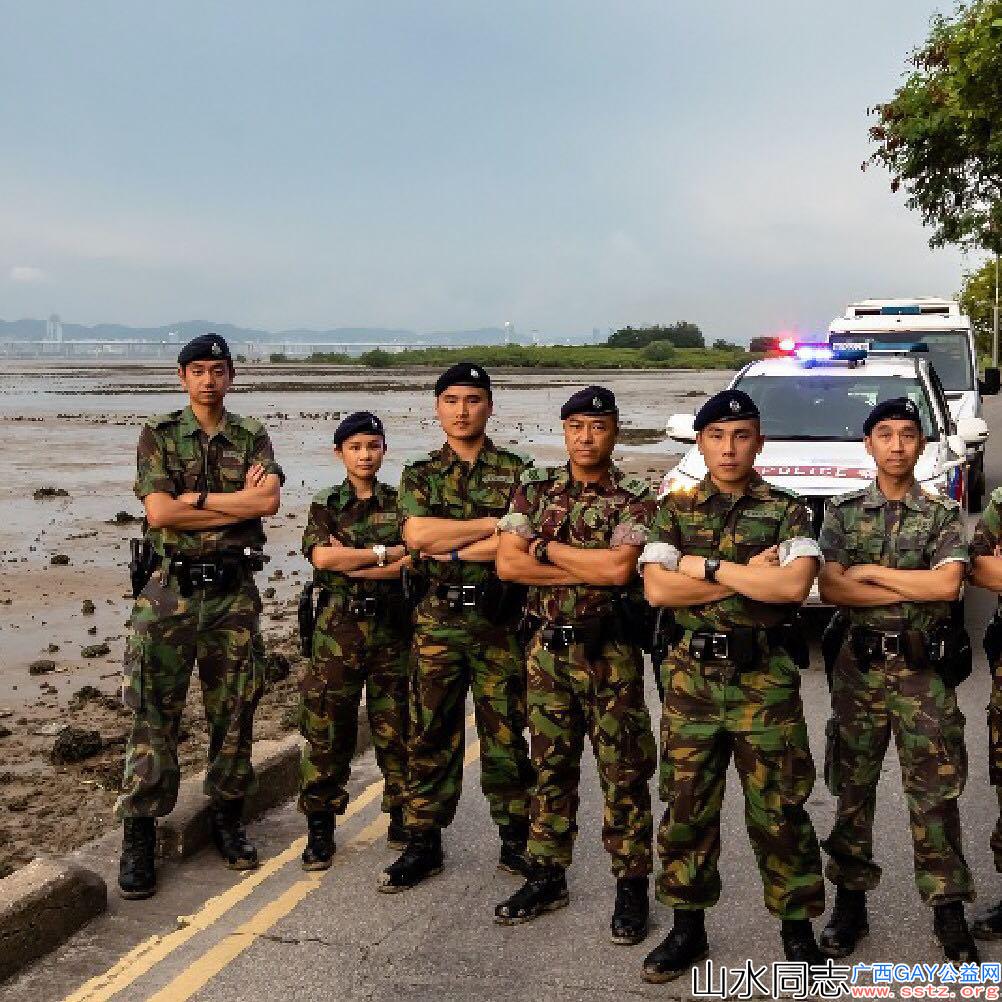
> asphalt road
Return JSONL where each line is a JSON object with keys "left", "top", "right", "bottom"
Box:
{"left": 10, "top": 394, "right": 1002, "bottom": 1002}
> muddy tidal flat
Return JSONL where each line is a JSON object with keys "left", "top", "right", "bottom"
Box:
{"left": 0, "top": 361, "right": 732, "bottom": 876}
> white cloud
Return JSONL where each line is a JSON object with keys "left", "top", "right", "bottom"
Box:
{"left": 8, "top": 265, "right": 45, "bottom": 284}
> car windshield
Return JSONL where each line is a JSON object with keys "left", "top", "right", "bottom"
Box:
{"left": 830, "top": 331, "right": 973, "bottom": 391}
{"left": 735, "top": 374, "right": 939, "bottom": 441}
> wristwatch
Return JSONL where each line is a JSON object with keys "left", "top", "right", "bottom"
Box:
{"left": 372, "top": 544, "right": 387, "bottom": 567}
{"left": 704, "top": 557, "right": 721, "bottom": 583}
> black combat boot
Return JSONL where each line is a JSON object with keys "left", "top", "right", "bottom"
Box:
{"left": 494, "top": 862, "right": 569, "bottom": 924}
{"left": 386, "top": 806, "right": 407, "bottom": 851}
{"left": 497, "top": 820, "right": 530, "bottom": 877}
{"left": 210, "top": 799, "right": 259, "bottom": 871}
{"left": 378, "top": 828, "right": 444, "bottom": 893}
{"left": 118, "top": 817, "right": 156, "bottom": 899}
{"left": 972, "top": 898, "right": 1002, "bottom": 941}
{"left": 781, "top": 919, "right": 824, "bottom": 964}
{"left": 642, "top": 908, "right": 709, "bottom": 983}
{"left": 819, "top": 887, "right": 869, "bottom": 958}
{"left": 933, "top": 901, "right": 980, "bottom": 963}
{"left": 301, "top": 812, "right": 335, "bottom": 871}
{"left": 610, "top": 876, "right": 649, "bottom": 945}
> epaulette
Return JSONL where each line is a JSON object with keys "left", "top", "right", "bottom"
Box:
{"left": 520, "top": 465, "right": 556, "bottom": 485}
{"left": 920, "top": 489, "right": 961, "bottom": 512}
{"left": 766, "top": 483, "right": 801, "bottom": 502}
{"left": 311, "top": 486, "right": 339, "bottom": 507}
{"left": 829, "top": 488, "right": 868, "bottom": 507}
{"left": 498, "top": 447, "right": 533, "bottom": 466}
{"left": 990, "top": 485, "right": 1002, "bottom": 506}
{"left": 404, "top": 451, "right": 436, "bottom": 467}
{"left": 230, "top": 413, "right": 265, "bottom": 436}
{"left": 145, "top": 410, "right": 182, "bottom": 428}
{"left": 621, "top": 476, "right": 651, "bottom": 498}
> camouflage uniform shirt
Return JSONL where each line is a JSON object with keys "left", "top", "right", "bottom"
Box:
{"left": 134, "top": 406, "right": 284, "bottom": 558}
{"left": 819, "top": 479, "right": 968, "bottom": 632}
{"left": 498, "top": 463, "right": 653, "bottom": 622}
{"left": 302, "top": 479, "right": 403, "bottom": 604}
{"left": 651, "top": 472, "right": 813, "bottom": 632}
{"left": 397, "top": 438, "right": 530, "bottom": 587}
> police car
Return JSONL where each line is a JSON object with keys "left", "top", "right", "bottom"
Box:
{"left": 660, "top": 344, "right": 990, "bottom": 599}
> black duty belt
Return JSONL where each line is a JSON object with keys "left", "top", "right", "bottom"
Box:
{"left": 166, "top": 556, "right": 246, "bottom": 595}
{"left": 687, "top": 625, "right": 788, "bottom": 663}
{"left": 538, "top": 621, "right": 603, "bottom": 651}
{"left": 434, "top": 583, "right": 482, "bottom": 611}
{"left": 851, "top": 628, "right": 905, "bottom": 660}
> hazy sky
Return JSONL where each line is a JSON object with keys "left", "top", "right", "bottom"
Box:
{"left": 0, "top": 1, "right": 978, "bottom": 339}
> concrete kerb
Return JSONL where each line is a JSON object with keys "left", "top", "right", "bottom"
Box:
{"left": 0, "top": 705, "right": 372, "bottom": 984}
{"left": 0, "top": 858, "right": 107, "bottom": 983}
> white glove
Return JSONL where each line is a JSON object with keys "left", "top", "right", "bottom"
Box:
{"left": 637, "top": 542, "right": 682, "bottom": 571}
{"left": 778, "top": 537, "right": 823, "bottom": 566}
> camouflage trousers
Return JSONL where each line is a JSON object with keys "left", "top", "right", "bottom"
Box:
{"left": 525, "top": 633, "right": 656, "bottom": 878}
{"left": 989, "top": 670, "right": 1002, "bottom": 872}
{"left": 657, "top": 640, "right": 824, "bottom": 919}
{"left": 115, "top": 572, "right": 265, "bottom": 819}
{"left": 298, "top": 605, "right": 409, "bottom": 816}
{"left": 404, "top": 597, "right": 532, "bottom": 832}
{"left": 822, "top": 644, "right": 973, "bottom": 905}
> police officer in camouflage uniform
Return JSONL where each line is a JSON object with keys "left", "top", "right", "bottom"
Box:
{"left": 969, "top": 485, "right": 1002, "bottom": 942}
{"left": 116, "top": 334, "right": 284, "bottom": 899}
{"left": 492, "top": 386, "right": 657, "bottom": 945}
{"left": 817, "top": 397, "right": 977, "bottom": 962}
{"left": 641, "top": 389, "right": 826, "bottom": 982}
{"left": 298, "top": 411, "right": 411, "bottom": 871}
{"left": 379, "top": 362, "right": 534, "bottom": 892}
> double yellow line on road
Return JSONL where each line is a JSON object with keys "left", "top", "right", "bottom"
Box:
{"left": 67, "top": 716, "right": 480, "bottom": 1002}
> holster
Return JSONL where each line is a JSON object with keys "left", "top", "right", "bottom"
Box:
{"left": 616, "top": 593, "right": 656, "bottom": 654}
{"left": 985, "top": 611, "right": 1002, "bottom": 668}
{"left": 298, "top": 582, "right": 317, "bottom": 657}
{"left": 821, "top": 611, "right": 849, "bottom": 690}
{"left": 129, "top": 537, "right": 156, "bottom": 599}
{"left": 480, "top": 578, "right": 528, "bottom": 627}
{"left": 401, "top": 565, "right": 429, "bottom": 613}
{"left": 924, "top": 618, "right": 973, "bottom": 689}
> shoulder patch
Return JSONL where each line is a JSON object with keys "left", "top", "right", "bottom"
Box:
{"left": 520, "top": 465, "right": 556, "bottom": 485}
{"left": 311, "top": 486, "right": 338, "bottom": 506}
{"left": 621, "top": 476, "right": 651, "bottom": 498}
{"left": 231, "top": 413, "right": 264, "bottom": 436}
{"left": 145, "top": 410, "right": 181, "bottom": 428}
{"left": 990, "top": 485, "right": 1002, "bottom": 506}
{"left": 829, "top": 488, "right": 867, "bottom": 507}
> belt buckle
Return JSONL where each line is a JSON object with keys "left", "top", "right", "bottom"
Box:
{"left": 880, "top": 633, "right": 900, "bottom": 657}
{"left": 460, "top": 585, "right": 478, "bottom": 609}
{"left": 710, "top": 633, "right": 730, "bottom": 660}
{"left": 558, "top": 625, "right": 575, "bottom": 645}
{"left": 193, "top": 563, "right": 218, "bottom": 587}
{"left": 362, "top": 596, "right": 378, "bottom": 616}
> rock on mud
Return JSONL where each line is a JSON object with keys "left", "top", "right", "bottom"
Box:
{"left": 81, "top": 643, "right": 111, "bottom": 659}
{"left": 32, "top": 487, "right": 69, "bottom": 500}
{"left": 81, "top": 599, "right": 96, "bottom": 615}
{"left": 50, "top": 726, "right": 103, "bottom": 764}
{"left": 28, "top": 660, "right": 56, "bottom": 676}
{"left": 50, "top": 554, "right": 70, "bottom": 566}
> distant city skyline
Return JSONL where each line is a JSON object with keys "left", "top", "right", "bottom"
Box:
{"left": 0, "top": 2, "right": 975, "bottom": 341}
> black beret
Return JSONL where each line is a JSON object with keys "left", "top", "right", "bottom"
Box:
{"left": 692, "top": 389, "right": 760, "bottom": 432}
{"left": 333, "top": 411, "right": 385, "bottom": 447}
{"left": 863, "top": 396, "right": 922, "bottom": 436}
{"left": 434, "top": 362, "right": 491, "bottom": 396}
{"left": 559, "top": 385, "right": 618, "bottom": 421}
{"left": 178, "top": 333, "right": 231, "bottom": 367}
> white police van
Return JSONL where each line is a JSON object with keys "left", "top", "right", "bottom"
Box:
{"left": 828, "top": 299, "right": 999, "bottom": 509}
{"left": 660, "top": 345, "right": 989, "bottom": 603}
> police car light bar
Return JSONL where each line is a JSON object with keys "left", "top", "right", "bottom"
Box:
{"left": 866, "top": 340, "right": 929, "bottom": 353}
{"left": 791, "top": 342, "right": 868, "bottom": 364}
